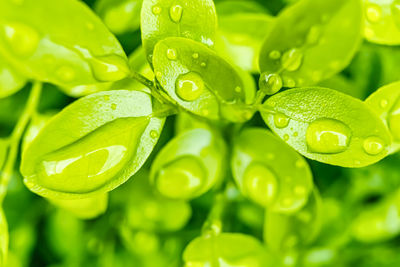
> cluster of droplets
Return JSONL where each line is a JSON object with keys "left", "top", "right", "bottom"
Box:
{"left": 151, "top": 4, "right": 183, "bottom": 23}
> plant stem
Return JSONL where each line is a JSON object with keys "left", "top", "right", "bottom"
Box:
{"left": 129, "top": 71, "right": 155, "bottom": 90}
{"left": 201, "top": 190, "right": 228, "bottom": 237}
{"left": 0, "top": 81, "right": 42, "bottom": 203}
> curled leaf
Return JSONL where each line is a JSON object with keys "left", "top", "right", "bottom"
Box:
{"left": 153, "top": 37, "right": 255, "bottom": 122}
{"left": 141, "top": 0, "right": 217, "bottom": 64}
{"left": 232, "top": 128, "right": 313, "bottom": 213}
{"left": 21, "top": 90, "right": 165, "bottom": 199}
{"left": 150, "top": 128, "right": 226, "bottom": 200}
{"left": 0, "top": 0, "right": 130, "bottom": 89}
{"left": 261, "top": 87, "right": 392, "bottom": 167}
{"left": 258, "top": 0, "right": 362, "bottom": 93}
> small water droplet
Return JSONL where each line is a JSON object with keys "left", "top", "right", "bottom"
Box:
{"left": 294, "top": 186, "right": 306, "bottom": 195}
{"left": 281, "top": 48, "right": 303, "bottom": 72}
{"left": 283, "top": 134, "right": 290, "bottom": 141}
{"left": 111, "top": 103, "right": 117, "bottom": 110}
{"left": 380, "top": 99, "right": 388, "bottom": 108}
{"left": 269, "top": 50, "right": 281, "bottom": 60}
{"left": 306, "top": 118, "right": 352, "bottom": 154}
{"left": 266, "top": 153, "right": 275, "bottom": 160}
{"left": 295, "top": 160, "right": 304, "bottom": 168}
{"left": 293, "top": 132, "right": 298, "bottom": 137}
{"left": 150, "top": 130, "right": 159, "bottom": 138}
{"left": 175, "top": 72, "right": 205, "bottom": 102}
{"left": 152, "top": 5, "right": 162, "bottom": 15}
{"left": 169, "top": 5, "right": 183, "bottom": 23}
{"left": 55, "top": 65, "right": 75, "bottom": 82}
{"left": 364, "top": 27, "right": 375, "bottom": 39}
{"left": 363, "top": 136, "right": 385, "bottom": 155}
{"left": 243, "top": 162, "right": 278, "bottom": 206}
{"left": 274, "top": 113, "right": 290, "bottom": 128}
{"left": 200, "top": 62, "right": 207, "bottom": 67}
{"left": 104, "top": 95, "right": 110, "bottom": 101}
{"left": 282, "top": 198, "right": 293, "bottom": 207}
{"left": 86, "top": 22, "right": 95, "bottom": 30}
{"left": 156, "top": 156, "right": 206, "bottom": 199}
{"left": 155, "top": 71, "right": 162, "bottom": 80}
{"left": 366, "top": 4, "right": 382, "bottom": 23}
{"left": 166, "top": 48, "right": 177, "bottom": 60}
{"left": 234, "top": 86, "right": 242, "bottom": 93}
{"left": 4, "top": 22, "right": 40, "bottom": 57}
{"left": 283, "top": 76, "right": 296, "bottom": 88}
{"left": 306, "top": 25, "right": 321, "bottom": 45}
{"left": 202, "top": 109, "right": 210, "bottom": 116}
{"left": 259, "top": 73, "right": 283, "bottom": 95}
{"left": 192, "top": 53, "right": 199, "bottom": 59}
{"left": 89, "top": 54, "right": 129, "bottom": 82}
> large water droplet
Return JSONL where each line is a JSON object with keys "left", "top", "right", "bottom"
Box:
{"left": 281, "top": 48, "right": 303, "bottom": 72}
{"left": 366, "top": 4, "right": 382, "bottom": 23}
{"left": 243, "top": 162, "right": 278, "bottom": 207}
{"left": 306, "top": 118, "right": 352, "bottom": 154}
{"left": 89, "top": 54, "right": 130, "bottom": 82}
{"left": 363, "top": 136, "right": 385, "bottom": 155}
{"left": 4, "top": 22, "right": 40, "bottom": 57}
{"left": 166, "top": 48, "right": 177, "bottom": 60}
{"left": 389, "top": 98, "right": 400, "bottom": 140}
{"left": 169, "top": 5, "right": 183, "bottom": 23}
{"left": 175, "top": 72, "right": 205, "bottom": 101}
{"left": 259, "top": 73, "right": 283, "bottom": 95}
{"left": 155, "top": 156, "right": 206, "bottom": 199}
{"left": 274, "top": 113, "right": 290, "bottom": 128}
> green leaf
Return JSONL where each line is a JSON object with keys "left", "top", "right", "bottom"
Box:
{"left": 363, "top": 0, "right": 400, "bottom": 45}
{"left": 258, "top": 0, "right": 362, "bottom": 93}
{"left": 215, "top": 0, "right": 269, "bottom": 16}
{"left": 0, "top": 57, "right": 27, "bottom": 99}
{"left": 175, "top": 111, "right": 211, "bottom": 134}
{"left": 351, "top": 189, "right": 400, "bottom": 243}
{"left": 150, "top": 128, "right": 226, "bottom": 200}
{"left": 21, "top": 90, "right": 165, "bottom": 199}
{"left": 0, "top": 0, "right": 130, "bottom": 89}
{"left": 0, "top": 139, "right": 8, "bottom": 170}
{"left": 47, "top": 194, "right": 108, "bottom": 220}
{"left": 264, "top": 189, "right": 322, "bottom": 252}
{"left": 365, "top": 81, "right": 400, "bottom": 153}
{"left": 183, "top": 233, "right": 275, "bottom": 266}
{"left": 0, "top": 208, "right": 8, "bottom": 267}
{"left": 232, "top": 128, "right": 313, "bottom": 213}
{"left": 141, "top": 0, "right": 217, "bottom": 65}
{"left": 216, "top": 13, "right": 274, "bottom": 72}
{"left": 95, "top": 0, "right": 143, "bottom": 35}
{"left": 153, "top": 37, "right": 255, "bottom": 122}
{"left": 261, "top": 87, "right": 392, "bottom": 167}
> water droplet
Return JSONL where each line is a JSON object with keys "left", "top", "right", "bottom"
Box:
{"left": 294, "top": 186, "right": 307, "bottom": 195}
{"left": 283, "top": 134, "right": 290, "bottom": 141}
{"left": 366, "top": 4, "right": 382, "bottom": 23}
{"left": 152, "top": 5, "right": 162, "bottom": 15}
{"left": 243, "top": 162, "right": 278, "bottom": 206}
{"left": 175, "top": 72, "right": 205, "bottom": 101}
{"left": 155, "top": 156, "right": 206, "bottom": 199}
{"left": 282, "top": 198, "right": 293, "bottom": 207}
{"left": 89, "top": 54, "right": 129, "bottom": 82}
{"left": 86, "top": 22, "right": 95, "bottom": 30}
{"left": 306, "top": 25, "right": 321, "bottom": 45}
{"left": 166, "top": 48, "right": 177, "bottom": 60}
{"left": 200, "top": 62, "right": 207, "bottom": 67}
{"left": 259, "top": 73, "right": 283, "bottom": 95}
{"left": 111, "top": 103, "right": 117, "bottom": 110}
{"left": 192, "top": 53, "right": 199, "bottom": 59}
{"left": 104, "top": 95, "right": 110, "bottom": 101}
{"left": 155, "top": 71, "right": 163, "bottom": 80}
{"left": 380, "top": 99, "right": 388, "bottom": 108}
{"left": 293, "top": 132, "right": 298, "bottom": 137}
{"left": 283, "top": 76, "right": 296, "bottom": 88}
{"left": 281, "top": 48, "right": 303, "bottom": 72}
{"left": 234, "top": 86, "right": 242, "bottom": 93}
{"left": 267, "top": 153, "right": 275, "bottom": 160}
{"left": 306, "top": 118, "right": 352, "bottom": 154}
{"left": 363, "top": 136, "right": 385, "bottom": 155}
{"left": 150, "top": 130, "right": 159, "bottom": 138}
{"left": 274, "top": 113, "right": 290, "bottom": 128}
{"left": 364, "top": 27, "right": 375, "bottom": 39}
{"left": 4, "top": 22, "right": 40, "bottom": 57}
{"left": 269, "top": 50, "right": 281, "bottom": 60}
{"left": 295, "top": 160, "right": 305, "bottom": 168}
{"left": 169, "top": 5, "right": 183, "bottom": 23}
{"left": 55, "top": 65, "right": 76, "bottom": 82}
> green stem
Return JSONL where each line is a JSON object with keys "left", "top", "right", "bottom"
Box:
{"left": 0, "top": 81, "right": 42, "bottom": 203}
{"left": 129, "top": 71, "right": 155, "bottom": 90}
{"left": 201, "top": 190, "right": 228, "bottom": 237}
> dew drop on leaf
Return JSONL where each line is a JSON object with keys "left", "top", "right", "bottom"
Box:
{"left": 169, "top": 5, "right": 183, "bottom": 23}
{"left": 192, "top": 53, "right": 199, "bottom": 59}
{"left": 155, "top": 156, "right": 206, "bottom": 199}
{"left": 365, "top": 4, "right": 382, "bottom": 23}
{"left": 274, "top": 113, "right": 290, "bottom": 129}
{"left": 111, "top": 103, "right": 117, "bottom": 110}
{"left": 363, "top": 136, "right": 385, "bottom": 155}
{"left": 55, "top": 65, "right": 76, "bottom": 82}
{"left": 175, "top": 72, "right": 205, "bottom": 101}
{"left": 3, "top": 22, "right": 40, "bottom": 57}
{"left": 281, "top": 48, "right": 303, "bottom": 72}
{"left": 243, "top": 162, "right": 278, "bottom": 206}
{"left": 150, "top": 130, "right": 159, "bottom": 139}
{"left": 152, "top": 5, "right": 162, "bottom": 15}
{"left": 306, "top": 118, "right": 352, "bottom": 154}
{"left": 88, "top": 54, "right": 129, "bottom": 82}
{"left": 259, "top": 72, "right": 283, "bottom": 95}
{"left": 306, "top": 25, "right": 321, "bottom": 45}
{"left": 166, "top": 48, "right": 177, "bottom": 60}
{"left": 269, "top": 50, "right": 281, "bottom": 60}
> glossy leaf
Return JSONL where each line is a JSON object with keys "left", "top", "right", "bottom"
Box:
{"left": 124, "top": 169, "right": 192, "bottom": 232}
{"left": 351, "top": 190, "right": 400, "bottom": 243}
{"left": 0, "top": 0, "right": 130, "bottom": 89}
{"left": 264, "top": 189, "right": 322, "bottom": 252}
{"left": 0, "top": 57, "right": 26, "bottom": 98}
{"left": 215, "top": 0, "right": 269, "bottom": 16}
{"left": 21, "top": 90, "right": 165, "bottom": 199}
{"left": 141, "top": 0, "right": 217, "bottom": 64}
{"left": 153, "top": 37, "right": 255, "bottom": 122}
{"left": 261, "top": 87, "right": 392, "bottom": 167}
{"left": 258, "top": 0, "right": 362, "bottom": 93}
{"left": 47, "top": 194, "right": 108, "bottom": 220}
{"left": 365, "top": 81, "right": 400, "bottom": 153}
{"left": 95, "top": 0, "right": 143, "bottom": 35}
{"left": 0, "top": 208, "right": 8, "bottom": 267}
{"left": 216, "top": 13, "right": 274, "bottom": 72}
{"left": 363, "top": 0, "right": 400, "bottom": 45}
{"left": 183, "top": 233, "right": 274, "bottom": 267}
{"left": 150, "top": 128, "right": 226, "bottom": 200}
{"left": 232, "top": 128, "right": 313, "bottom": 213}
